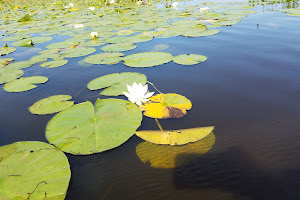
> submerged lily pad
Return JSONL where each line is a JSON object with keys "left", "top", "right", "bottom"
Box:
{"left": 59, "top": 47, "right": 96, "bottom": 58}
{"left": 0, "top": 47, "right": 16, "bottom": 56}
{"left": 29, "top": 95, "right": 74, "bottom": 115}
{"left": 84, "top": 53, "right": 124, "bottom": 65}
{"left": 3, "top": 76, "right": 48, "bottom": 92}
{"left": 0, "top": 69, "right": 24, "bottom": 85}
{"left": 101, "top": 43, "right": 136, "bottom": 52}
{"left": 46, "top": 98, "right": 143, "bottom": 155}
{"left": 123, "top": 52, "right": 173, "bottom": 68}
{"left": 140, "top": 93, "right": 192, "bottom": 119}
{"left": 41, "top": 60, "right": 68, "bottom": 68}
{"left": 136, "top": 126, "right": 214, "bottom": 145}
{"left": 0, "top": 141, "right": 71, "bottom": 199}
{"left": 136, "top": 132, "right": 215, "bottom": 168}
{"left": 173, "top": 54, "right": 207, "bottom": 65}
{"left": 87, "top": 72, "right": 147, "bottom": 96}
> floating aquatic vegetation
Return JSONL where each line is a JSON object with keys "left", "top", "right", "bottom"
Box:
{"left": 0, "top": 141, "right": 71, "bottom": 199}
{"left": 0, "top": 69, "right": 24, "bottom": 85}
{"left": 0, "top": 46, "right": 16, "bottom": 56}
{"left": 140, "top": 93, "right": 192, "bottom": 119}
{"left": 29, "top": 95, "right": 74, "bottom": 115}
{"left": 173, "top": 54, "right": 207, "bottom": 65}
{"left": 4, "top": 60, "right": 35, "bottom": 70}
{"left": 46, "top": 98, "right": 143, "bottom": 155}
{"left": 40, "top": 59, "right": 68, "bottom": 68}
{"left": 101, "top": 43, "right": 137, "bottom": 52}
{"left": 87, "top": 72, "right": 147, "bottom": 96}
{"left": 123, "top": 52, "right": 173, "bottom": 67}
{"left": 84, "top": 52, "right": 124, "bottom": 64}
{"left": 3, "top": 76, "right": 48, "bottom": 92}
{"left": 59, "top": 47, "right": 96, "bottom": 58}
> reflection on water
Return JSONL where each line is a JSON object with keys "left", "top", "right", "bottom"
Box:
{"left": 136, "top": 132, "right": 215, "bottom": 168}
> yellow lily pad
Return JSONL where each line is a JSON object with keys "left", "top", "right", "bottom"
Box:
{"left": 136, "top": 132, "right": 215, "bottom": 168}
{"left": 136, "top": 126, "right": 214, "bottom": 145}
{"left": 140, "top": 93, "right": 192, "bottom": 119}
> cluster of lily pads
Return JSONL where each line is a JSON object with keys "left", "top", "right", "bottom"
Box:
{"left": 0, "top": 0, "right": 271, "bottom": 199}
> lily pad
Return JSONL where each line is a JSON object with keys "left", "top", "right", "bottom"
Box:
{"left": 184, "top": 29, "right": 220, "bottom": 37}
{"left": 29, "top": 95, "right": 74, "bottom": 115}
{"left": 59, "top": 47, "right": 96, "bottom": 58}
{"left": 84, "top": 53, "right": 124, "bottom": 65}
{"left": 46, "top": 98, "right": 143, "bottom": 155}
{"left": 41, "top": 60, "right": 68, "bottom": 68}
{"left": 46, "top": 41, "right": 80, "bottom": 49}
{"left": 12, "top": 37, "right": 53, "bottom": 47}
{"left": 3, "top": 76, "right": 48, "bottom": 92}
{"left": 0, "top": 141, "right": 71, "bottom": 199}
{"left": 4, "top": 60, "right": 35, "bottom": 70}
{"left": 87, "top": 72, "right": 147, "bottom": 96}
{"left": 136, "top": 132, "right": 215, "bottom": 168}
{"left": 101, "top": 43, "right": 136, "bottom": 52}
{"left": 123, "top": 52, "right": 173, "bottom": 68}
{"left": 0, "top": 69, "right": 24, "bottom": 85}
{"left": 140, "top": 93, "right": 192, "bottom": 119}
{"left": 2, "top": 35, "right": 32, "bottom": 42}
{"left": 0, "top": 58, "right": 14, "bottom": 67}
{"left": 173, "top": 54, "right": 207, "bottom": 65}
{"left": 18, "top": 14, "right": 32, "bottom": 22}
{"left": 0, "top": 47, "right": 16, "bottom": 56}
{"left": 136, "top": 126, "right": 214, "bottom": 145}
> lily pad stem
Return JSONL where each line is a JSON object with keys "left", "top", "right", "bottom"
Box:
{"left": 155, "top": 118, "right": 164, "bottom": 131}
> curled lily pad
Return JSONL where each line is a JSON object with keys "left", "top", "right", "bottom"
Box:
{"left": 87, "top": 72, "right": 147, "bottom": 96}
{"left": 3, "top": 76, "right": 48, "bottom": 92}
{"left": 46, "top": 98, "right": 143, "bottom": 155}
{"left": 59, "top": 47, "right": 96, "bottom": 58}
{"left": 41, "top": 60, "right": 68, "bottom": 68}
{"left": 123, "top": 52, "right": 173, "bottom": 68}
{"left": 101, "top": 43, "right": 136, "bottom": 52}
{"left": 0, "top": 69, "right": 24, "bottom": 85}
{"left": 84, "top": 53, "right": 124, "bottom": 65}
{"left": 29, "top": 95, "right": 74, "bottom": 115}
{"left": 0, "top": 141, "right": 71, "bottom": 199}
{"left": 140, "top": 93, "right": 192, "bottom": 119}
{"left": 136, "top": 126, "right": 214, "bottom": 145}
{"left": 136, "top": 132, "right": 215, "bottom": 168}
{"left": 0, "top": 47, "right": 16, "bottom": 56}
{"left": 173, "top": 54, "right": 207, "bottom": 65}
{"left": 18, "top": 14, "right": 32, "bottom": 22}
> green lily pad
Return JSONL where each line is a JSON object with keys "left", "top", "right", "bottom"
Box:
{"left": 106, "top": 34, "right": 153, "bottom": 44}
{"left": 18, "top": 14, "right": 32, "bottom": 22}
{"left": 46, "top": 98, "right": 143, "bottom": 155}
{"left": 0, "top": 47, "right": 16, "bottom": 56}
{"left": 87, "top": 72, "right": 147, "bottom": 96}
{"left": 84, "top": 53, "right": 124, "bottom": 65}
{"left": 12, "top": 37, "right": 53, "bottom": 47}
{"left": 46, "top": 41, "right": 79, "bottom": 49}
{"left": 29, "top": 95, "right": 74, "bottom": 115}
{"left": 2, "top": 35, "right": 32, "bottom": 42}
{"left": 116, "top": 29, "right": 135, "bottom": 36}
{"left": 123, "top": 52, "right": 173, "bottom": 68}
{"left": 79, "top": 40, "right": 106, "bottom": 47}
{"left": 101, "top": 43, "right": 136, "bottom": 52}
{"left": 0, "top": 69, "right": 24, "bottom": 85}
{"left": 41, "top": 60, "right": 68, "bottom": 68}
{"left": 0, "top": 141, "right": 71, "bottom": 199}
{"left": 0, "top": 58, "right": 14, "bottom": 67}
{"left": 184, "top": 29, "right": 220, "bottom": 37}
{"left": 4, "top": 60, "right": 35, "bottom": 70}
{"left": 3, "top": 76, "right": 48, "bottom": 92}
{"left": 173, "top": 54, "right": 207, "bottom": 65}
{"left": 59, "top": 47, "right": 96, "bottom": 58}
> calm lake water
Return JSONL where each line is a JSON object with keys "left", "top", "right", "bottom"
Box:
{"left": 1, "top": 0, "right": 300, "bottom": 199}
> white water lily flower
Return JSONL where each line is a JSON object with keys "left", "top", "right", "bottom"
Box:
{"left": 199, "top": 7, "right": 209, "bottom": 12}
{"left": 69, "top": 3, "right": 74, "bottom": 7}
{"left": 89, "top": 7, "right": 95, "bottom": 11}
{"left": 91, "top": 32, "right": 98, "bottom": 39}
{"left": 123, "top": 82, "right": 154, "bottom": 106}
{"left": 137, "top": 1, "right": 142, "bottom": 4}
{"left": 110, "top": 0, "right": 115, "bottom": 4}
{"left": 172, "top": 2, "right": 178, "bottom": 8}
{"left": 74, "top": 24, "right": 84, "bottom": 29}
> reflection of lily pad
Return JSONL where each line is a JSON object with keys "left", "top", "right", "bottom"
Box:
{"left": 101, "top": 43, "right": 136, "bottom": 52}
{"left": 0, "top": 69, "right": 24, "bottom": 85}
{"left": 136, "top": 132, "right": 215, "bottom": 168}
{"left": 59, "top": 47, "right": 96, "bottom": 58}
{"left": 3, "top": 76, "right": 48, "bottom": 92}
{"left": 87, "top": 72, "right": 147, "bottom": 96}
{"left": 29, "top": 95, "right": 74, "bottom": 115}
{"left": 41, "top": 60, "right": 68, "bottom": 68}
{"left": 173, "top": 54, "right": 207, "bottom": 65}
{"left": 0, "top": 47, "right": 16, "bottom": 56}
{"left": 140, "top": 93, "right": 192, "bottom": 119}
{"left": 123, "top": 52, "right": 173, "bottom": 68}
{"left": 136, "top": 126, "right": 214, "bottom": 145}
{"left": 0, "top": 141, "right": 71, "bottom": 199}
{"left": 84, "top": 53, "right": 124, "bottom": 64}
{"left": 46, "top": 98, "right": 142, "bottom": 155}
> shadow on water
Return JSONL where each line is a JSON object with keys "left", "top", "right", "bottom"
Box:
{"left": 174, "top": 146, "right": 300, "bottom": 200}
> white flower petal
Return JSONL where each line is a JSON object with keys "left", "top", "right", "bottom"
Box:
{"left": 144, "top": 91, "right": 154, "bottom": 98}
{"left": 123, "top": 92, "right": 131, "bottom": 98}
{"left": 136, "top": 100, "right": 142, "bottom": 106}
